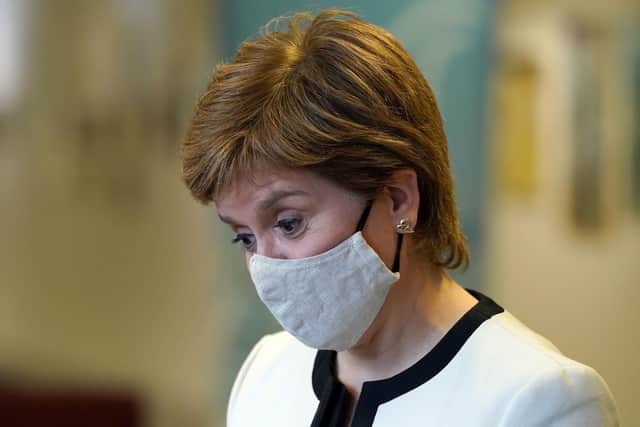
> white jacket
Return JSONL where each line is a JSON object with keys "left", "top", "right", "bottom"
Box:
{"left": 227, "top": 290, "right": 619, "bottom": 427}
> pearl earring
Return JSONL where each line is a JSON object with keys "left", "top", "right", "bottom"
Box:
{"left": 395, "top": 219, "right": 414, "bottom": 234}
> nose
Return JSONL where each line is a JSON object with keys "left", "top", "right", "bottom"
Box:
{"left": 255, "top": 235, "right": 288, "bottom": 259}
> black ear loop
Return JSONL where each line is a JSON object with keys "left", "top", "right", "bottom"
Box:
{"left": 355, "top": 199, "right": 403, "bottom": 274}
{"left": 391, "top": 234, "right": 403, "bottom": 274}
{"left": 355, "top": 200, "right": 373, "bottom": 233}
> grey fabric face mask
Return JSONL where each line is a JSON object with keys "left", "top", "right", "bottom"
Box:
{"left": 248, "top": 201, "right": 403, "bottom": 351}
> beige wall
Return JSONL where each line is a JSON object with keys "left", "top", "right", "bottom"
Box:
{"left": 0, "top": 1, "right": 226, "bottom": 426}
{"left": 487, "top": 3, "right": 640, "bottom": 425}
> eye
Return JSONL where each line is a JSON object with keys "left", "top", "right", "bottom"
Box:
{"left": 231, "top": 233, "right": 256, "bottom": 251}
{"left": 275, "top": 217, "right": 304, "bottom": 237}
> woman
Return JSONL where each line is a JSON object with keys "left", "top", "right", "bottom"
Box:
{"left": 181, "top": 9, "right": 619, "bottom": 427}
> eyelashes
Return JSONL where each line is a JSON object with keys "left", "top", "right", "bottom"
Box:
{"left": 231, "top": 217, "right": 306, "bottom": 251}
{"left": 231, "top": 234, "right": 255, "bottom": 247}
{"left": 275, "top": 217, "right": 303, "bottom": 235}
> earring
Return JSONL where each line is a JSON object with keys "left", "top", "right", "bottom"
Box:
{"left": 395, "top": 218, "right": 414, "bottom": 234}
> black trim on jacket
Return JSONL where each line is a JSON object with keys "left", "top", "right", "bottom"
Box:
{"left": 311, "top": 289, "right": 504, "bottom": 427}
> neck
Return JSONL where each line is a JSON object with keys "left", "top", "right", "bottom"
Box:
{"left": 335, "top": 259, "right": 478, "bottom": 399}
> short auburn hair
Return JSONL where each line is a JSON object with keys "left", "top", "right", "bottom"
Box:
{"left": 181, "top": 9, "right": 469, "bottom": 270}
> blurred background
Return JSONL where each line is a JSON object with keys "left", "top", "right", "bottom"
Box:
{"left": 0, "top": 0, "right": 638, "bottom": 426}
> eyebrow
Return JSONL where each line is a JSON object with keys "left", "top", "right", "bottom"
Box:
{"left": 217, "top": 190, "right": 309, "bottom": 226}
{"left": 256, "top": 190, "right": 309, "bottom": 213}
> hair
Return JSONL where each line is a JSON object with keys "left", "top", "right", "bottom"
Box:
{"left": 181, "top": 9, "right": 469, "bottom": 270}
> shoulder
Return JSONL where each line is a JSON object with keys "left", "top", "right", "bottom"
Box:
{"left": 467, "top": 311, "right": 619, "bottom": 426}
{"left": 227, "top": 331, "right": 318, "bottom": 426}
{"left": 232, "top": 331, "right": 307, "bottom": 379}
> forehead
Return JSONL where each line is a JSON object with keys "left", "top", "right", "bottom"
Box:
{"left": 214, "top": 168, "right": 353, "bottom": 212}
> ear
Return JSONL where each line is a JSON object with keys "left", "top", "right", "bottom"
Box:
{"left": 384, "top": 168, "right": 420, "bottom": 229}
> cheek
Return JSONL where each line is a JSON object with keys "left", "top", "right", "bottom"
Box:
{"left": 366, "top": 231, "right": 397, "bottom": 269}
{"left": 362, "top": 217, "right": 397, "bottom": 270}
{"left": 286, "top": 221, "right": 353, "bottom": 258}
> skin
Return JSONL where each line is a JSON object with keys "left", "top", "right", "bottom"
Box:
{"left": 216, "top": 167, "right": 478, "bottom": 424}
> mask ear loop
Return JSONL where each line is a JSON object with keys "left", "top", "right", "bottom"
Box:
{"left": 355, "top": 200, "right": 374, "bottom": 232}
{"left": 356, "top": 198, "right": 404, "bottom": 274}
{"left": 391, "top": 233, "right": 403, "bottom": 273}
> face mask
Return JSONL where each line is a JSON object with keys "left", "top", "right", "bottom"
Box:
{"left": 248, "top": 201, "right": 403, "bottom": 351}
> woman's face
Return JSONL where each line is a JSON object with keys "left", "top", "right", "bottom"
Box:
{"left": 215, "top": 168, "right": 398, "bottom": 268}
